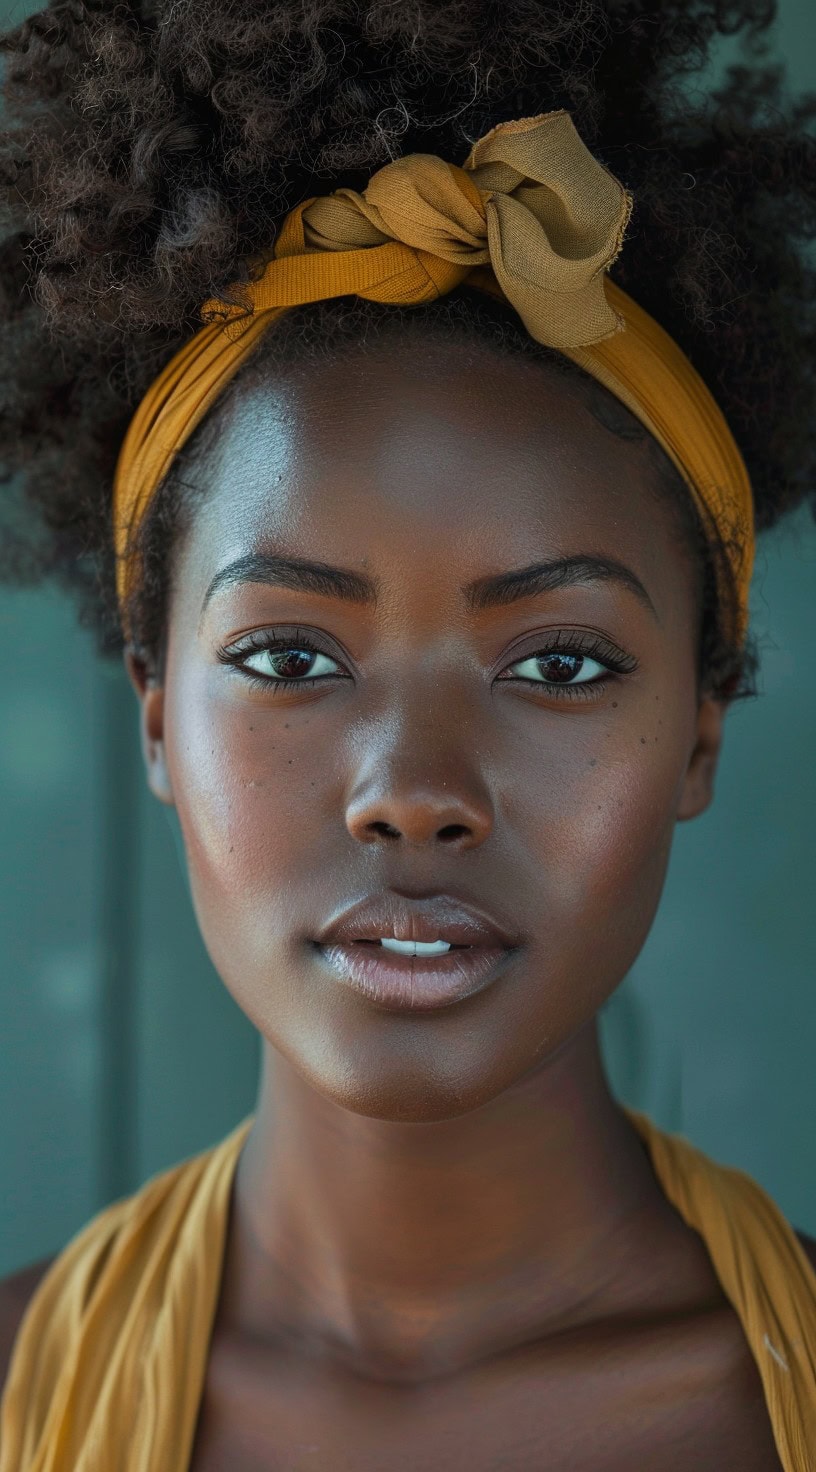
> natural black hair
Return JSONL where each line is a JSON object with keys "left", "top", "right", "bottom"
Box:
{"left": 1, "top": 0, "right": 815, "bottom": 698}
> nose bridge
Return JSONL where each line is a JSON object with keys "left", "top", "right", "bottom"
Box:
{"left": 343, "top": 667, "right": 495, "bottom": 846}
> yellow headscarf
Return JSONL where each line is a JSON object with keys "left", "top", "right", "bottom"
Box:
{"left": 1, "top": 1107, "right": 815, "bottom": 1470}
{"left": 112, "top": 110, "right": 754, "bottom": 645}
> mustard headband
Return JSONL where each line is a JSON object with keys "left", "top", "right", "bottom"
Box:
{"left": 113, "top": 110, "right": 754, "bottom": 645}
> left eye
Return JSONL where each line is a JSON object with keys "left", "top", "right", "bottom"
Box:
{"left": 505, "top": 651, "right": 607, "bottom": 685}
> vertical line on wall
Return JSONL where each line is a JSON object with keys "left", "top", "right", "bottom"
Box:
{"left": 96, "top": 666, "right": 141, "bottom": 1205}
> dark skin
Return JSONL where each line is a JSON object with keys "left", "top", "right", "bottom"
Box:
{"left": 0, "top": 338, "right": 795, "bottom": 1469}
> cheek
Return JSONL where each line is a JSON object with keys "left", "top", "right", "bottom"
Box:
{"left": 512, "top": 699, "right": 692, "bottom": 1014}
{"left": 557, "top": 757, "right": 675, "bottom": 931}
{"left": 165, "top": 670, "right": 339, "bottom": 950}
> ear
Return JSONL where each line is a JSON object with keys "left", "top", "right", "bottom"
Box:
{"left": 123, "top": 647, "right": 175, "bottom": 807}
{"left": 676, "top": 695, "right": 726, "bottom": 822}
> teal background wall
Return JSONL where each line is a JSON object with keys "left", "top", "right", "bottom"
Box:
{"left": 1, "top": 1, "right": 815, "bottom": 1276}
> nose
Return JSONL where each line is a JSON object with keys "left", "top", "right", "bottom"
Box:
{"left": 344, "top": 718, "right": 495, "bottom": 850}
{"left": 346, "top": 788, "right": 493, "bottom": 847}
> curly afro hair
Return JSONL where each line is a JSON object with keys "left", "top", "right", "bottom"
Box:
{"left": 1, "top": 0, "right": 815, "bottom": 697}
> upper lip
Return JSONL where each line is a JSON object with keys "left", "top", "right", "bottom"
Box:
{"left": 316, "top": 892, "right": 519, "bottom": 949}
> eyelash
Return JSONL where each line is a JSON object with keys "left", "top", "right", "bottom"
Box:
{"left": 215, "top": 626, "right": 637, "bottom": 701}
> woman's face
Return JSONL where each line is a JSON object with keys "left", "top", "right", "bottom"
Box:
{"left": 129, "top": 338, "right": 724, "bottom": 1122}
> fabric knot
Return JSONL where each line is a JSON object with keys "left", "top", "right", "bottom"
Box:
{"left": 334, "top": 156, "right": 490, "bottom": 263}
{"left": 202, "top": 110, "right": 633, "bottom": 352}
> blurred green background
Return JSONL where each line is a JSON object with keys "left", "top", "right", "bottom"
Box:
{"left": 1, "top": 0, "right": 815, "bottom": 1276}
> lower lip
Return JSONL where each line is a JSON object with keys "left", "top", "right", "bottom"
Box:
{"left": 315, "top": 941, "right": 514, "bottom": 1011}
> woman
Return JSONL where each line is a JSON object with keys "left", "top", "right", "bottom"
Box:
{"left": 0, "top": 2, "right": 815, "bottom": 1468}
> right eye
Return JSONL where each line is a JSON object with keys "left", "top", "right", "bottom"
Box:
{"left": 216, "top": 628, "right": 349, "bottom": 691}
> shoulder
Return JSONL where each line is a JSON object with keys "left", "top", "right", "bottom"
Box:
{"left": 0, "top": 1256, "right": 57, "bottom": 1401}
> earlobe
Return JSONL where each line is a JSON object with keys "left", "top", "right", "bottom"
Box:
{"left": 123, "top": 648, "right": 175, "bottom": 808}
{"left": 676, "top": 695, "right": 726, "bottom": 822}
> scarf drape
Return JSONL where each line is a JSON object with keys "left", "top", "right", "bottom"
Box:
{"left": 1, "top": 1107, "right": 815, "bottom": 1471}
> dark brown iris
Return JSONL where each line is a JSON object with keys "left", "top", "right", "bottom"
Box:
{"left": 272, "top": 649, "right": 315, "bottom": 679}
{"left": 537, "top": 653, "right": 584, "bottom": 683}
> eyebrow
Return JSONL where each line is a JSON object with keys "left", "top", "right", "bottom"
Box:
{"left": 199, "top": 551, "right": 657, "bottom": 624}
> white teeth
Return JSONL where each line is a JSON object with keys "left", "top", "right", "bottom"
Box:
{"left": 378, "top": 938, "right": 452, "bottom": 955}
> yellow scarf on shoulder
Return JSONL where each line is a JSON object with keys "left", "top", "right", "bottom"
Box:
{"left": 2, "top": 1108, "right": 815, "bottom": 1471}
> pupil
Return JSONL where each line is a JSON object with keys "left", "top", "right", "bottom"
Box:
{"left": 271, "top": 649, "right": 314, "bottom": 679}
{"left": 538, "top": 653, "right": 583, "bottom": 683}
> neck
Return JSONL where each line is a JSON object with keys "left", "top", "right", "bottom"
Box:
{"left": 217, "top": 1021, "right": 693, "bottom": 1381}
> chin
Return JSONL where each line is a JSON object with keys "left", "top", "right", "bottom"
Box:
{"left": 274, "top": 1024, "right": 544, "bottom": 1124}
{"left": 314, "top": 1081, "right": 501, "bottom": 1125}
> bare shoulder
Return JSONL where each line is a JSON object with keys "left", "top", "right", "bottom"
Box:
{"left": 0, "top": 1257, "right": 56, "bottom": 1400}
{"left": 795, "top": 1228, "right": 816, "bottom": 1276}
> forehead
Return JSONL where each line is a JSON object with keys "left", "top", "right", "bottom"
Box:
{"left": 177, "top": 338, "right": 689, "bottom": 610}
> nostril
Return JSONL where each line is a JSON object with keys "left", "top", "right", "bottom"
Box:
{"left": 370, "top": 821, "right": 401, "bottom": 838}
{"left": 439, "top": 824, "right": 469, "bottom": 841}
